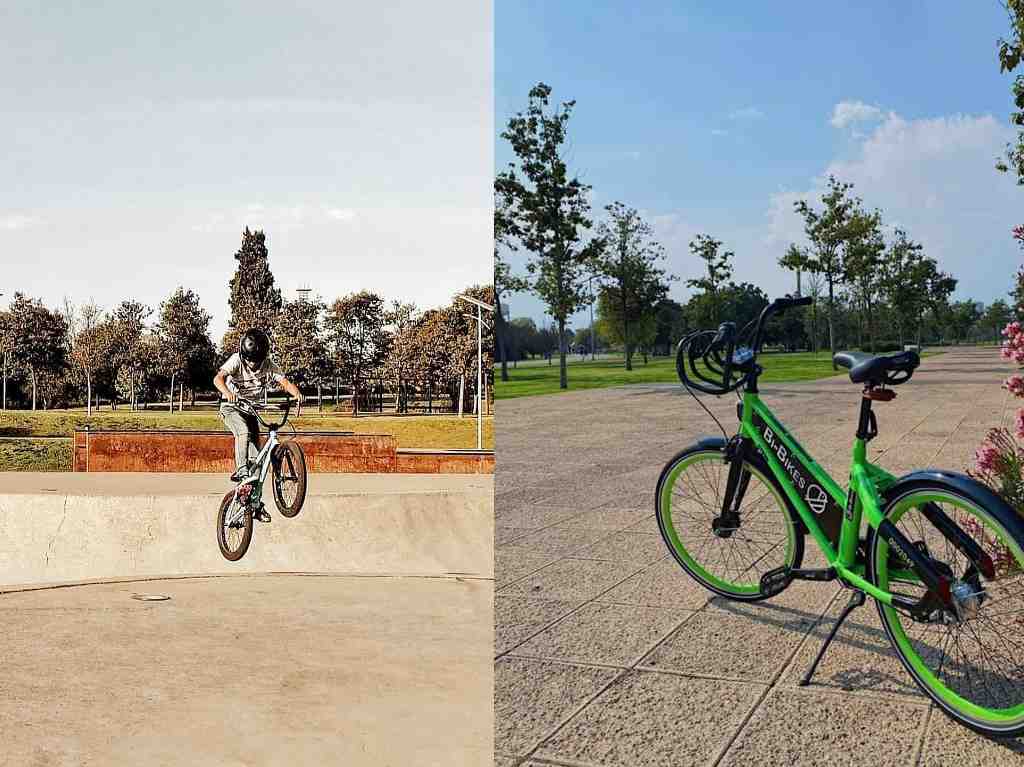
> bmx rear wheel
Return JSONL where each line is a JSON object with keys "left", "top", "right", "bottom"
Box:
{"left": 217, "top": 490, "right": 253, "bottom": 561}
{"left": 272, "top": 442, "right": 307, "bottom": 518}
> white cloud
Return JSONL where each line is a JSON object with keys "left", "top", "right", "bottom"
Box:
{"left": 0, "top": 213, "right": 40, "bottom": 231}
{"left": 729, "top": 107, "right": 764, "bottom": 121}
{"left": 765, "top": 110, "right": 1019, "bottom": 303}
{"left": 830, "top": 100, "right": 883, "bottom": 128}
{"left": 192, "top": 204, "right": 358, "bottom": 233}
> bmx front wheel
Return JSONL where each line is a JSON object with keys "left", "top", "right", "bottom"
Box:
{"left": 272, "top": 441, "right": 307, "bottom": 518}
{"left": 217, "top": 490, "right": 253, "bottom": 561}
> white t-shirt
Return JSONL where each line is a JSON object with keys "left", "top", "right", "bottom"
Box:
{"left": 218, "top": 353, "right": 286, "bottom": 401}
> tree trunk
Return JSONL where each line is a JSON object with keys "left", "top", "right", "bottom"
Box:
{"left": 3, "top": 355, "right": 7, "bottom": 410}
{"left": 86, "top": 374, "right": 92, "bottom": 417}
{"left": 317, "top": 382, "right": 323, "bottom": 413}
{"left": 178, "top": 382, "right": 183, "bottom": 412}
{"left": 827, "top": 276, "right": 836, "bottom": 368}
{"left": 30, "top": 367, "right": 37, "bottom": 411}
{"left": 497, "top": 292, "right": 510, "bottom": 382}
{"left": 168, "top": 372, "right": 175, "bottom": 412}
{"left": 558, "top": 318, "right": 568, "bottom": 389}
{"left": 458, "top": 375, "right": 465, "bottom": 418}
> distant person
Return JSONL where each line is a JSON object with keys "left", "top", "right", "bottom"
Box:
{"left": 213, "top": 329, "right": 304, "bottom": 518}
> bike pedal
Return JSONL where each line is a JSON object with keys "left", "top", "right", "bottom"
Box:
{"left": 789, "top": 567, "right": 836, "bottom": 582}
{"left": 760, "top": 566, "right": 792, "bottom": 597}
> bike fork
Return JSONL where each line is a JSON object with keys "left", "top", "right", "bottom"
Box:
{"left": 798, "top": 588, "right": 866, "bottom": 687}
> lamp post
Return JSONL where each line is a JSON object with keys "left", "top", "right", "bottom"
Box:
{"left": 456, "top": 294, "right": 494, "bottom": 450}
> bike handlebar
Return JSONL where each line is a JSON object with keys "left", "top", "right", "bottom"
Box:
{"left": 231, "top": 397, "right": 296, "bottom": 431}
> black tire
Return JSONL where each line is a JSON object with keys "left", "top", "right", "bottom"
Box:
{"left": 656, "top": 438, "right": 805, "bottom": 602}
{"left": 272, "top": 441, "right": 307, "bottom": 518}
{"left": 217, "top": 490, "right": 253, "bottom": 561}
{"left": 868, "top": 475, "right": 1024, "bottom": 737}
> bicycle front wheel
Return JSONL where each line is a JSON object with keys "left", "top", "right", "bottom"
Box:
{"left": 656, "top": 443, "right": 803, "bottom": 601}
{"left": 870, "top": 483, "right": 1024, "bottom": 737}
{"left": 217, "top": 490, "right": 253, "bottom": 561}
{"left": 272, "top": 442, "right": 307, "bottom": 518}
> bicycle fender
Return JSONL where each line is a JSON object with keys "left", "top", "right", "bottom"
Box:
{"left": 883, "top": 469, "right": 1024, "bottom": 545}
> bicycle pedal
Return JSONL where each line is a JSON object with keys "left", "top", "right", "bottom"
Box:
{"left": 760, "top": 566, "right": 792, "bottom": 597}
{"left": 789, "top": 567, "right": 836, "bottom": 582}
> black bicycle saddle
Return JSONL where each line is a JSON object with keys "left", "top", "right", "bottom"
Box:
{"left": 833, "top": 350, "right": 920, "bottom": 386}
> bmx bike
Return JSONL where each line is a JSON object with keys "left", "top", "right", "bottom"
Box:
{"left": 658, "top": 295, "right": 1024, "bottom": 736}
{"left": 217, "top": 397, "right": 307, "bottom": 561}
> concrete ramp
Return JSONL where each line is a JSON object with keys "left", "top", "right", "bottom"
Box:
{"left": 0, "top": 472, "right": 493, "bottom": 587}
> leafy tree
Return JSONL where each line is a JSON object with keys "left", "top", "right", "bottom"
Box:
{"left": 983, "top": 299, "right": 1014, "bottom": 344}
{"left": 497, "top": 82, "right": 602, "bottom": 389}
{"left": 653, "top": 298, "right": 687, "bottom": 356}
{"left": 592, "top": 203, "right": 672, "bottom": 369}
{"left": 794, "top": 176, "right": 860, "bottom": 365}
{"left": 686, "top": 234, "right": 733, "bottom": 324}
{"left": 842, "top": 208, "right": 885, "bottom": 351}
{"left": 947, "top": 300, "right": 982, "bottom": 344}
{"left": 157, "top": 287, "right": 215, "bottom": 412}
{"left": 996, "top": 1, "right": 1024, "bottom": 182}
{"left": 274, "top": 297, "right": 329, "bottom": 409}
{"left": 778, "top": 244, "right": 810, "bottom": 296}
{"left": 223, "top": 227, "right": 282, "bottom": 354}
{"left": 326, "top": 291, "right": 388, "bottom": 414}
{"left": 494, "top": 176, "right": 530, "bottom": 382}
{"left": 879, "top": 229, "right": 926, "bottom": 347}
{"left": 0, "top": 308, "right": 13, "bottom": 410}
{"left": 7, "top": 293, "right": 68, "bottom": 411}
{"left": 383, "top": 301, "right": 420, "bottom": 412}
{"left": 106, "top": 300, "right": 152, "bottom": 410}
{"left": 65, "top": 300, "right": 108, "bottom": 415}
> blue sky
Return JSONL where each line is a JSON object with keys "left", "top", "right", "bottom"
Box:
{"left": 1, "top": 1, "right": 491, "bottom": 338}
{"left": 497, "top": 1, "right": 1021, "bottom": 328}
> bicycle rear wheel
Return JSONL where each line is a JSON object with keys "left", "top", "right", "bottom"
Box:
{"left": 656, "top": 442, "right": 803, "bottom": 601}
{"left": 217, "top": 490, "right": 253, "bottom": 561}
{"left": 870, "top": 483, "right": 1024, "bottom": 737}
{"left": 272, "top": 442, "right": 307, "bottom": 518}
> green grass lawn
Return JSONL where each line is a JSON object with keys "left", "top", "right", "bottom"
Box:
{"left": 495, "top": 351, "right": 941, "bottom": 399}
{"left": 0, "top": 408, "right": 493, "bottom": 471}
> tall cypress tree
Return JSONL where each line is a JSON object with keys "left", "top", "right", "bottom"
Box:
{"left": 222, "top": 227, "right": 283, "bottom": 354}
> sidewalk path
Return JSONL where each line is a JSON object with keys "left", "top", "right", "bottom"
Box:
{"left": 495, "top": 347, "right": 1023, "bottom": 766}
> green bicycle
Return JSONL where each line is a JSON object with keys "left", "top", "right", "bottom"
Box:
{"left": 657, "top": 295, "right": 1024, "bottom": 737}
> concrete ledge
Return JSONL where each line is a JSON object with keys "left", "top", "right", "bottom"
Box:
{"left": 0, "top": 472, "right": 494, "bottom": 586}
{"left": 72, "top": 429, "right": 494, "bottom": 473}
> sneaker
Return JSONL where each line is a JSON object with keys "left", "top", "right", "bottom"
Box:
{"left": 230, "top": 464, "right": 251, "bottom": 483}
{"left": 253, "top": 504, "right": 271, "bottom": 523}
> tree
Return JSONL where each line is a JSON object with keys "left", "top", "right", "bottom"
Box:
{"left": 326, "top": 291, "right": 388, "bottom": 415}
{"left": 383, "top": 301, "right": 419, "bottom": 412}
{"left": 7, "top": 293, "right": 68, "bottom": 411}
{"left": 794, "top": 176, "right": 860, "bottom": 366}
{"left": 686, "top": 234, "right": 733, "bottom": 324}
{"left": 778, "top": 244, "right": 810, "bottom": 296}
{"left": 106, "top": 300, "right": 152, "bottom": 410}
{"left": 274, "top": 297, "right": 329, "bottom": 409}
{"left": 223, "top": 227, "right": 283, "bottom": 354}
{"left": 0, "top": 309, "right": 13, "bottom": 410}
{"left": 653, "top": 298, "right": 687, "bottom": 356}
{"left": 65, "top": 300, "right": 108, "bottom": 415}
{"left": 983, "top": 299, "right": 1013, "bottom": 344}
{"left": 494, "top": 176, "right": 530, "bottom": 382}
{"left": 947, "top": 300, "right": 982, "bottom": 344}
{"left": 157, "top": 287, "right": 214, "bottom": 412}
{"left": 842, "top": 208, "right": 885, "bottom": 351}
{"left": 497, "top": 83, "right": 602, "bottom": 390}
{"left": 592, "top": 203, "right": 672, "bottom": 370}
{"left": 996, "top": 1, "right": 1024, "bottom": 183}
{"left": 879, "top": 229, "right": 926, "bottom": 347}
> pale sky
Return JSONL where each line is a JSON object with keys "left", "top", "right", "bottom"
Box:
{"left": 1, "top": 1, "right": 493, "bottom": 338}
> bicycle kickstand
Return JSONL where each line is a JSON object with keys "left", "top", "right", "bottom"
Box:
{"left": 798, "top": 589, "right": 866, "bottom": 687}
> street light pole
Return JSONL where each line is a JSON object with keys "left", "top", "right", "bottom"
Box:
{"left": 457, "top": 294, "right": 495, "bottom": 451}
{"left": 588, "top": 276, "right": 595, "bottom": 361}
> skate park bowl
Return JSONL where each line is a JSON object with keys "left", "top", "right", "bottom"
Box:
{"left": 0, "top": 472, "right": 493, "bottom": 765}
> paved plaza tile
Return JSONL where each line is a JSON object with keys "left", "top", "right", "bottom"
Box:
{"left": 495, "top": 348, "right": 1022, "bottom": 762}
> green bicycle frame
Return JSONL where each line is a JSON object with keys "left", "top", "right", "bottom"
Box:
{"left": 739, "top": 390, "right": 905, "bottom": 605}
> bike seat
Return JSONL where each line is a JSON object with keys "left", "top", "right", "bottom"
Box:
{"left": 833, "top": 350, "right": 920, "bottom": 386}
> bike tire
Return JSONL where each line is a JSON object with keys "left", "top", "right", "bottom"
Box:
{"left": 217, "top": 490, "right": 253, "bottom": 561}
{"left": 656, "top": 440, "right": 804, "bottom": 602}
{"left": 868, "top": 478, "right": 1024, "bottom": 737}
{"left": 272, "top": 442, "right": 307, "bottom": 518}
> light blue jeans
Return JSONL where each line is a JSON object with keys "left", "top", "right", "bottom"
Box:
{"left": 219, "top": 402, "right": 260, "bottom": 472}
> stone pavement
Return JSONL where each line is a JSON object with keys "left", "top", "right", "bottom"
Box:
{"left": 494, "top": 347, "right": 1024, "bottom": 766}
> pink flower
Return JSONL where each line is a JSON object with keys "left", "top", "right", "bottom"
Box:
{"left": 976, "top": 442, "right": 1001, "bottom": 473}
{"left": 1015, "top": 410, "right": 1024, "bottom": 441}
{"left": 1014, "top": 224, "right": 1024, "bottom": 242}
{"left": 1007, "top": 375, "right": 1024, "bottom": 397}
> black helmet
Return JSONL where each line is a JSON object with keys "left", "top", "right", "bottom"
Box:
{"left": 239, "top": 328, "right": 270, "bottom": 366}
